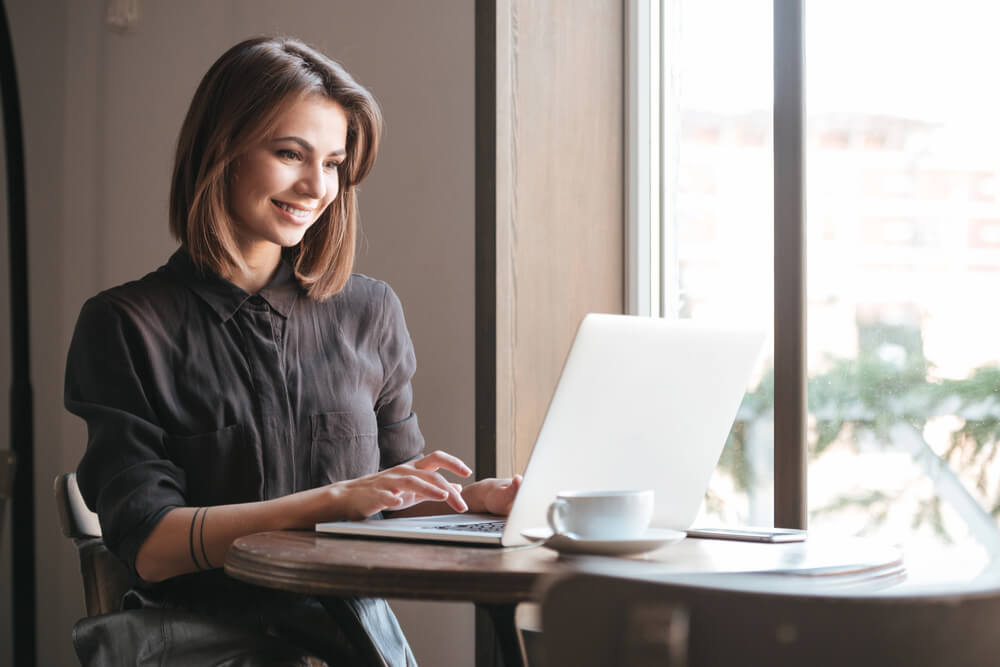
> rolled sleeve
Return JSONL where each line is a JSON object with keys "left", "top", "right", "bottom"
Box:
{"left": 374, "top": 285, "right": 425, "bottom": 469}
{"left": 378, "top": 412, "right": 424, "bottom": 470}
{"left": 66, "top": 296, "right": 188, "bottom": 579}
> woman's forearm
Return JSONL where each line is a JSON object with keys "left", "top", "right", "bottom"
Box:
{"left": 134, "top": 452, "right": 475, "bottom": 582}
{"left": 135, "top": 485, "right": 339, "bottom": 582}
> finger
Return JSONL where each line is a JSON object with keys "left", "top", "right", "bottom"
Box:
{"left": 390, "top": 474, "right": 452, "bottom": 502}
{"left": 423, "top": 470, "right": 468, "bottom": 512}
{"left": 360, "top": 489, "right": 405, "bottom": 518}
{"left": 414, "top": 469, "right": 468, "bottom": 512}
{"left": 379, "top": 490, "right": 406, "bottom": 508}
{"left": 393, "top": 465, "right": 469, "bottom": 512}
{"left": 446, "top": 491, "right": 469, "bottom": 513}
{"left": 413, "top": 450, "right": 472, "bottom": 478}
{"left": 498, "top": 478, "right": 520, "bottom": 515}
{"left": 412, "top": 450, "right": 472, "bottom": 477}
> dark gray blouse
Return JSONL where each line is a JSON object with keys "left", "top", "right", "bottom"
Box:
{"left": 65, "top": 248, "right": 425, "bottom": 583}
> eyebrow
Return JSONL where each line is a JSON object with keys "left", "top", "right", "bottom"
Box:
{"left": 272, "top": 135, "right": 347, "bottom": 158}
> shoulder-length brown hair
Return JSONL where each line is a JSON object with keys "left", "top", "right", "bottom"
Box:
{"left": 169, "top": 36, "right": 382, "bottom": 300}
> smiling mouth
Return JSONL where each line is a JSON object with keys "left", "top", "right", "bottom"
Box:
{"left": 272, "top": 200, "right": 313, "bottom": 219}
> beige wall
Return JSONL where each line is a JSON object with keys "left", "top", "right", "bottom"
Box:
{"left": 0, "top": 2, "right": 475, "bottom": 665}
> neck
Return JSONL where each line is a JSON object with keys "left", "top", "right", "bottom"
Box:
{"left": 228, "top": 244, "right": 282, "bottom": 294}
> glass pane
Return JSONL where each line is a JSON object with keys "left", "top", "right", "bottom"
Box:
{"left": 661, "top": 0, "right": 775, "bottom": 526}
{"left": 806, "top": 0, "right": 1000, "bottom": 582}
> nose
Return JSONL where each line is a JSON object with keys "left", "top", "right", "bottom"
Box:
{"left": 295, "top": 161, "right": 329, "bottom": 200}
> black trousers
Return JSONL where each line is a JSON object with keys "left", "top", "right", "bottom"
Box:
{"left": 72, "top": 587, "right": 417, "bottom": 667}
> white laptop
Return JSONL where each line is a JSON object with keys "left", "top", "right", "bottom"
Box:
{"left": 316, "top": 313, "right": 765, "bottom": 547}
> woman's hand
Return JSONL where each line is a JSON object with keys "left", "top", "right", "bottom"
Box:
{"left": 462, "top": 474, "right": 523, "bottom": 516}
{"left": 331, "top": 450, "right": 472, "bottom": 519}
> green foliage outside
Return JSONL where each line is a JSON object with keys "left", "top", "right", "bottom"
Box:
{"left": 713, "top": 339, "right": 1000, "bottom": 539}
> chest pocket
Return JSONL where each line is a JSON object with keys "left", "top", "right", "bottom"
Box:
{"left": 166, "top": 423, "right": 263, "bottom": 506}
{"left": 310, "top": 411, "right": 379, "bottom": 485}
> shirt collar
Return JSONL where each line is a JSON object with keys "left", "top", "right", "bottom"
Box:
{"left": 167, "top": 248, "right": 300, "bottom": 322}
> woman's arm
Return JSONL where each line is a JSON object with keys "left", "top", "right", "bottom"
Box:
{"left": 135, "top": 450, "right": 472, "bottom": 582}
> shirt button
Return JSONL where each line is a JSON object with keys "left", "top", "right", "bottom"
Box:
{"left": 249, "top": 295, "right": 265, "bottom": 306}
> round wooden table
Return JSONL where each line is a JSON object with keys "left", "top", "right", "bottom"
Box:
{"left": 224, "top": 531, "right": 904, "bottom": 667}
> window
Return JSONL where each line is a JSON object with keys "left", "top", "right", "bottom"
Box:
{"left": 632, "top": 0, "right": 1000, "bottom": 581}
{"left": 629, "top": 0, "right": 775, "bottom": 523}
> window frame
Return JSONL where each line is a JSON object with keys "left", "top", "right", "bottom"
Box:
{"left": 628, "top": 0, "right": 807, "bottom": 527}
{"left": 625, "top": 0, "right": 660, "bottom": 318}
{"left": 771, "top": 0, "right": 807, "bottom": 528}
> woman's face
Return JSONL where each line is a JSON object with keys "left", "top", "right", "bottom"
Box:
{"left": 229, "top": 94, "right": 349, "bottom": 263}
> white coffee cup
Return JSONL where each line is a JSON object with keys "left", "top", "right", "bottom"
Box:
{"left": 546, "top": 489, "right": 654, "bottom": 540}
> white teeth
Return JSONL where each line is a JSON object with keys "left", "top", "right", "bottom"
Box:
{"left": 274, "top": 201, "right": 311, "bottom": 218}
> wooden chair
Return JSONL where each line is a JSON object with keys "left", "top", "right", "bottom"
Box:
{"left": 540, "top": 571, "right": 1000, "bottom": 667}
{"left": 54, "top": 472, "right": 130, "bottom": 616}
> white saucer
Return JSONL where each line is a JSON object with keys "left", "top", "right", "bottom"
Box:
{"left": 521, "top": 527, "right": 685, "bottom": 556}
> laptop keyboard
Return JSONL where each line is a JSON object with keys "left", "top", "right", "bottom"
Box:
{"left": 422, "top": 519, "right": 506, "bottom": 533}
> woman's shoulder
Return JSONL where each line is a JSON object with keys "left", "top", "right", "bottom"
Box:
{"left": 337, "top": 273, "right": 400, "bottom": 308}
{"left": 341, "top": 272, "right": 392, "bottom": 295}
{"left": 77, "top": 256, "right": 193, "bottom": 331}
{"left": 91, "top": 268, "right": 183, "bottom": 311}
{"left": 320, "top": 273, "right": 406, "bottom": 330}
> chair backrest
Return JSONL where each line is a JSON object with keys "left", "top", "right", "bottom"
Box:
{"left": 541, "top": 571, "right": 1000, "bottom": 667}
{"left": 54, "top": 472, "right": 131, "bottom": 616}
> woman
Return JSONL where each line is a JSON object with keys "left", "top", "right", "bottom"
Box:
{"left": 65, "top": 36, "right": 519, "bottom": 666}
